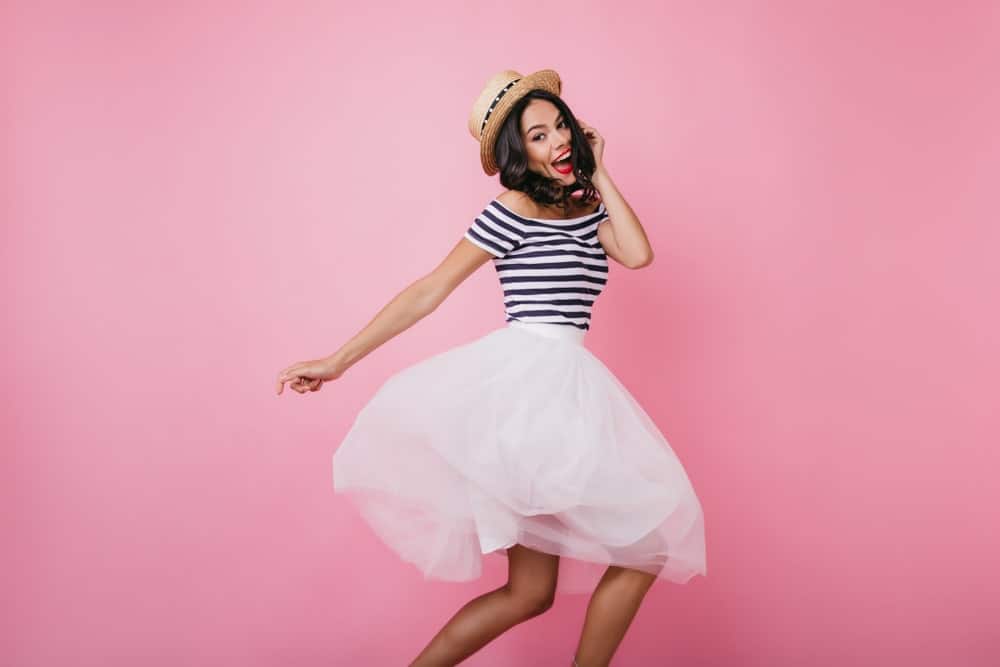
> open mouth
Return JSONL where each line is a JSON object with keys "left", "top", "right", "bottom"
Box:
{"left": 552, "top": 150, "right": 573, "bottom": 175}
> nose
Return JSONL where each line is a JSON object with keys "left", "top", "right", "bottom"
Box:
{"left": 552, "top": 135, "right": 569, "bottom": 157}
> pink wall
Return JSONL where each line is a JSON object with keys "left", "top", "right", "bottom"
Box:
{"left": 6, "top": 1, "right": 999, "bottom": 665}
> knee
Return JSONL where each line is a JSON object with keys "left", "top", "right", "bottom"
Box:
{"left": 505, "top": 585, "right": 556, "bottom": 618}
{"left": 522, "top": 593, "right": 555, "bottom": 618}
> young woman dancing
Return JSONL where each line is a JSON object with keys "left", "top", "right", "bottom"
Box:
{"left": 276, "top": 68, "right": 707, "bottom": 667}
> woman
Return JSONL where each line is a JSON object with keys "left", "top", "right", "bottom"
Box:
{"left": 276, "top": 69, "right": 707, "bottom": 667}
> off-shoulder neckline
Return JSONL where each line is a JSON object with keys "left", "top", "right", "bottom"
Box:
{"left": 490, "top": 199, "right": 605, "bottom": 222}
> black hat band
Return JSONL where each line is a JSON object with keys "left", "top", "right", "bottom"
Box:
{"left": 480, "top": 78, "right": 521, "bottom": 136}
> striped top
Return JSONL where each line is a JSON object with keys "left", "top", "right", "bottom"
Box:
{"left": 463, "top": 198, "right": 610, "bottom": 331}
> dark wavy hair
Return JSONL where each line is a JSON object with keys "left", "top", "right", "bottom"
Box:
{"left": 493, "top": 89, "right": 599, "bottom": 212}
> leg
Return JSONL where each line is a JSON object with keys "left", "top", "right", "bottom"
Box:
{"left": 572, "top": 565, "right": 658, "bottom": 667}
{"left": 409, "top": 544, "right": 560, "bottom": 666}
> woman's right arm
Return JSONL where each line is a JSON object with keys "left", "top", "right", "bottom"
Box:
{"left": 324, "top": 237, "right": 495, "bottom": 375}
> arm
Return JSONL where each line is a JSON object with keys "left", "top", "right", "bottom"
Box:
{"left": 593, "top": 165, "right": 655, "bottom": 269}
{"left": 323, "top": 236, "right": 494, "bottom": 375}
{"left": 574, "top": 118, "right": 654, "bottom": 269}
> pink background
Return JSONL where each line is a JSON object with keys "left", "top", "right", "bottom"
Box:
{"left": 6, "top": 1, "right": 999, "bottom": 665}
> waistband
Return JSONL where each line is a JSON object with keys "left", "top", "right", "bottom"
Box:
{"left": 507, "top": 319, "right": 587, "bottom": 346}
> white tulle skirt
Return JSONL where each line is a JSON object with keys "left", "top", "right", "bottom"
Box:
{"left": 332, "top": 320, "right": 707, "bottom": 595}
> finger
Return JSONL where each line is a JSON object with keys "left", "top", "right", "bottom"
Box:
{"left": 277, "top": 368, "right": 300, "bottom": 394}
{"left": 280, "top": 365, "right": 303, "bottom": 379}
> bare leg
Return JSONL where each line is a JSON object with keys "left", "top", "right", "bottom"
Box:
{"left": 410, "top": 544, "right": 560, "bottom": 667}
{"left": 572, "top": 565, "right": 658, "bottom": 667}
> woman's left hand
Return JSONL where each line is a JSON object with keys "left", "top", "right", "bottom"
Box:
{"left": 577, "top": 119, "right": 605, "bottom": 170}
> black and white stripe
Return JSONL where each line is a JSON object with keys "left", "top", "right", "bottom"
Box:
{"left": 464, "top": 199, "right": 610, "bottom": 331}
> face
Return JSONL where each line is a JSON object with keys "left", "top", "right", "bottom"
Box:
{"left": 519, "top": 99, "right": 576, "bottom": 184}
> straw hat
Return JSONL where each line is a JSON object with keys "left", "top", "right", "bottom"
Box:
{"left": 468, "top": 69, "right": 562, "bottom": 176}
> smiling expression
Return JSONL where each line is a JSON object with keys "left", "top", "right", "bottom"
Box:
{"left": 520, "top": 99, "right": 576, "bottom": 183}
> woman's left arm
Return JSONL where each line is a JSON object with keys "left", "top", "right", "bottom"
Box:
{"left": 578, "top": 119, "right": 655, "bottom": 269}
{"left": 592, "top": 166, "right": 654, "bottom": 269}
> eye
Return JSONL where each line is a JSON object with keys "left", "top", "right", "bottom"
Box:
{"left": 532, "top": 119, "right": 568, "bottom": 141}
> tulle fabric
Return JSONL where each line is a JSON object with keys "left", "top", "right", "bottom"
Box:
{"left": 332, "top": 320, "right": 707, "bottom": 595}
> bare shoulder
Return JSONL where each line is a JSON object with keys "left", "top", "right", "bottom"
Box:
{"left": 494, "top": 189, "right": 533, "bottom": 216}
{"left": 494, "top": 189, "right": 602, "bottom": 218}
{"left": 495, "top": 189, "right": 523, "bottom": 204}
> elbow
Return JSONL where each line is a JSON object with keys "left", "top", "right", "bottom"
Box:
{"left": 626, "top": 250, "right": 655, "bottom": 270}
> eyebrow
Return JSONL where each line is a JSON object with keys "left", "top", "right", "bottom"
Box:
{"left": 524, "top": 113, "right": 564, "bottom": 136}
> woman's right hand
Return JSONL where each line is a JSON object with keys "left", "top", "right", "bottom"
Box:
{"left": 276, "top": 355, "right": 345, "bottom": 395}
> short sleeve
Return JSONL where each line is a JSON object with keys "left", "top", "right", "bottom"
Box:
{"left": 595, "top": 202, "right": 610, "bottom": 225}
{"left": 463, "top": 200, "right": 526, "bottom": 258}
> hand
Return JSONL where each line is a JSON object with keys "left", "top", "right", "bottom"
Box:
{"left": 576, "top": 118, "right": 605, "bottom": 170}
{"left": 276, "top": 356, "right": 344, "bottom": 395}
